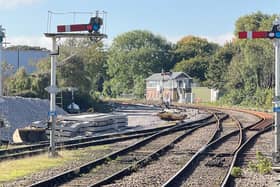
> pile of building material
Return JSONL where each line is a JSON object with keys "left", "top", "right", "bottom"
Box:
{"left": 31, "top": 113, "right": 128, "bottom": 138}
{"left": 0, "top": 96, "right": 66, "bottom": 141}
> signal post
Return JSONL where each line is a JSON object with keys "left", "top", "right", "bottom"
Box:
{"left": 45, "top": 12, "right": 107, "bottom": 157}
{"left": 239, "top": 17, "right": 280, "bottom": 163}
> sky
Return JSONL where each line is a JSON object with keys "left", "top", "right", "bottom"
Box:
{"left": 0, "top": 0, "right": 279, "bottom": 49}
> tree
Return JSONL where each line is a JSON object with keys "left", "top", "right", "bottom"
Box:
{"left": 30, "top": 73, "right": 49, "bottom": 98}
{"left": 55, "top": 39, "right": 107, "bottom": 94}
{"left": 5, "top": 67, "right": 31, "bottom": 94}
{"left": 172, "top": 36, "right": 219, "bottom": 84}
{"left": 173, "top": 56, "right": 209, "bottom": 83}
{"left": 57, "top": 55, "right": 90, "bottom": 92}
{"left": 174, "top": 36, "right": 218, "bottom": 63}
{"left": 106, "top": 30, "right": 173, "bottom": 97}
{"left": 81, "top": 42, "right": 108, "bottom": 93}
{"left": 234, "top": 11, "right": 276, "bottom": 36}
{"left": 220, "top": 11, "right": 275, "bottom": 106}
{"left": 206, "top": 43, "right": 235, "bottom": 89}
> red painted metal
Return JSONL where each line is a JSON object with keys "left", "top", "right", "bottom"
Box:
{"left": 57, "top": 24, "right": 90, "bottom": 32}
{"left": 252, "top": 31, "right": 268, "bottom": 38}
{"left": 238, "top": 31, "right": 268, "bottom": 39}
{"left": 238, "top": 32, "right": 248, "bottom": 39}
{"left": 57, "top": 25, "right": 66, "bottom": 32}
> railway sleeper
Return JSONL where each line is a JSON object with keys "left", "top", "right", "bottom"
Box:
{"left": 200, "top": 152, "right": 233, "bottom": 157}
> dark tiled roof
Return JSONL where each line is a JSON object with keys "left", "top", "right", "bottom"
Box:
{"left": 146, "top": 72, "right": 192, "bottom": 81}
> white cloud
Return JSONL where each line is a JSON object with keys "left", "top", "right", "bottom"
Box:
{"left": 0, "top": 0, "right": 41, "bottom": 9}
{"left": 203, "top": 32, "right": 235, "bottom": 46}
{"left": 167, "top": 32, "right": 235, "bottom": 46}
{"left": 8, "top": 36, "right": 52, "bottom": 49}
{"left": 165, "top": 35, "right": 184, "bottom": 44}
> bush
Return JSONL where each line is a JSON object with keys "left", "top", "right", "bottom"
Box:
{"left": 13, "top": 90, "right": 38, "bottom": 98}
{"left": 231, "top": 167, "right": 242, "bottom": 178}
{"left": 248, "top": 151, "right": 272, "bottom": 175}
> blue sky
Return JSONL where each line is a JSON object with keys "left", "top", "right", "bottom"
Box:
{"left": 0, "top": 0, "right": 279, "bottom": 49}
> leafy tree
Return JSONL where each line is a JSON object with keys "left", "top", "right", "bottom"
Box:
{"left": 173, "top": 36, "right": 219, "bottom": 85}
{"left": 30, "top": 73, "right": 50, "bottom": 98}
{"left": 81, "top": 42, "right": 108, "bottom": 93}
{"left": 106, "top": 30, "right": 172, "bottom": 97}
{"left": 206, "top": 43, "right": 235, "bottom": 89}
{"left": 174, "top": 36, "right": 218, "bottom": 63}
{"left": 35, "top": 57, "right": 50, "bottom": 73}
{"left": 234, "top": 11, "right": 276, "bottom": 36}
{"left": 5, "top": 67, "right": 31, "bottom": 94}
{"left": 220, "top": 12, "right": 275, "bottom": 106}
{"left": 173, "top": 56, "right": 209, "bottom": 82}
{"left": 133, "top": 76, "right": 146, "bottom": 98}
{"left": 57, "top": 54, "right": 90, "bottom": 92}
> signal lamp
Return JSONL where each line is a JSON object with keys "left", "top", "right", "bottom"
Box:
{"left": 88, "top": 17, "right": 103, "bottom": 33}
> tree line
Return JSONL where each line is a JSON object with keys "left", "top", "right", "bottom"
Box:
{"left": 3, "top": 11, "right": 276, "bottom": 110}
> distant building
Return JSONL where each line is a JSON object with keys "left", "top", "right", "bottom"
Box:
{"left": 145, "top": 71, "right": 192, "bottom": 103}
{"left": 2, "top": 49, "right": 49, "bottom": 74}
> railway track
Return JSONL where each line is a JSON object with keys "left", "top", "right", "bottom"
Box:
{"left": 96, "top": 112, "right": 225, "bottom": 187}
{"left": 1, "top": 103, "right": 273, "bottom": 187}
{"left": 162, "top": 114, "right": 242, "bottom": 187}
{"left": 222, "top": 111, "right": 273, "bottom": 187}
{"left": 0, "top": 121, "right": 205, "bottom": 162}
{"left": 28, "top": 112, "right": 222, "bottom": 187}
{"left": 162, "top": 109, "right": 273, "bottom": 187}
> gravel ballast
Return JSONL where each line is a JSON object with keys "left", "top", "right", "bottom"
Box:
{"left": 0, "top": 96, "right": 66, "bottom": 141}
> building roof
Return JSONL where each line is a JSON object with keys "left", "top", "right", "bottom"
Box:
{"left": 146, "top": 72, "right": 192, "bottom": 81}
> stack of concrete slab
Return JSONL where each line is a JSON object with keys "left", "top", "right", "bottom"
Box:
{"left": 31, "top": 113, "right": 128, "bottom": 138}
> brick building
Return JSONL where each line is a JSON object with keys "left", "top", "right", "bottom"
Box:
{"left": 145, "top": 72, "right": 192, "bottom": 103}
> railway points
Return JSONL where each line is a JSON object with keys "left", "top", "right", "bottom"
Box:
{"left": 0, "top": 8, "right": 279, "bottom": 187}
{"left": 0, "top": 103, "right": 275, "bottom": 187}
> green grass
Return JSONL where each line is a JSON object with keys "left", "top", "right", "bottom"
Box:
{"left": 192, "top": 87, "right": 211, "bottom": 102}
{"left": 0, "top": 152, "right": 73, "bottom": 182}
{"left": 0, "top": 145, "right": 109, "bottom": 183}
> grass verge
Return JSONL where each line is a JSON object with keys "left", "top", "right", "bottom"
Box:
{"left": 0, "top": 145, "right": 109, "bottom": 183}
